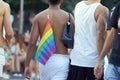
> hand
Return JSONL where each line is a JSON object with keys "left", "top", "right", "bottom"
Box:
{"left": 94, "top": 61, "right": 103, "bottom": 79}
{"left": 24, "top": 66, "right": 31, "bottom": 80}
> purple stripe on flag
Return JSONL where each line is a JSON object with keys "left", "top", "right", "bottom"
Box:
{"left": 39, "top": 45, "right": 56, "bottom": 64}
{"left": 37, "top": 39, "right": 55, "bottom": 62}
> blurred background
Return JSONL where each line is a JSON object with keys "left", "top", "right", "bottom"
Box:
{"left": 4, "top": 0, "right": 120, "bottom": 34}
{"left": 2, "top": 0, "right": 120, "bottom": 80}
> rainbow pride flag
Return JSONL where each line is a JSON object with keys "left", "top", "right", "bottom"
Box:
{"left": 35, "top": 18, "right": 56, "bottom": 65}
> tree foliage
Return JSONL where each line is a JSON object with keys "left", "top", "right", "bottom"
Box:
{"left": 3, "top": 0, "right": 120, "bottom": 14}
{"left": 101, "top": 0, "right": 119, "bottom": 9}
{"left": 3, "top": 0, "right": 119, "bottom": 33}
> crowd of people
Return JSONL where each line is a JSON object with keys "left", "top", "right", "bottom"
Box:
{"left": 0, "top": 0, "right": 120, "bottom": 80}
{"left": 0, "top": 0, "right": 39, "bottom": 79}
{"left": 3, "top": 32, "right": 39, "bottom": 80}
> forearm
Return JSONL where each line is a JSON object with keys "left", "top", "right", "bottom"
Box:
{"left": 97, "top": 36, "right": 105, "bottom": 55}
{"left": 25, "top": 43, "right": 36, "bottom": 67}
{"left": 98, "top": 32, "right": 116, "bottom": 62}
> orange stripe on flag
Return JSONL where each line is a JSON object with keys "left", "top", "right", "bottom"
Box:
{"left": 42, "top": 19, "right": 52, "bottom": 36}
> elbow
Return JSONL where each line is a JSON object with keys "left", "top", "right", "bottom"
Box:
{"left": 8, "top": 32, "right": 14, "bottom": 37}
{"left": 6, "top": 30, "right": 14, "bottom": 36}
{"left": 97, "top": 38, "right": 105, "bottom": 44}
{"left": 111, "top": 34, "right": 116, "bottom": 41}
{"left": 6, "top": 32, "right": 14, "bottom": 40}
{"left": 97, "top": 34, "right": 105, "bottom": 42}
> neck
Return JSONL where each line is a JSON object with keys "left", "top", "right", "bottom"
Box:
{"left": 88, "top": 0, "right": 101, "bottom": 3}
{"left": 49, "top": 5, "right": 60, "bottom": 10}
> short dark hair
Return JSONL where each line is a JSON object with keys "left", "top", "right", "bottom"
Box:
{"left": 48, "top": 0, "right": 61, "bottom": 5}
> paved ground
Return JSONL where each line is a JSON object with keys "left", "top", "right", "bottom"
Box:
{"left": 3, "top": 76, "right": 26, "bottom": 80}
{"left": 2, "top": 72, "right": 40, "bottom": 80}
{"left": 3, "top": 76, "right": 40, "bottom": 80}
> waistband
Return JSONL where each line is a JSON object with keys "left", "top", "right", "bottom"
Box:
{"left": 52, "top": 53, "right": 69, "bottom": 57}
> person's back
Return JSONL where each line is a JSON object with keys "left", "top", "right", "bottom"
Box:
{"left": 71, "top": 1, "right": 101, "bottom": 67}
{"left": 67, "top": 0, "right": 108, "bottom": 80}
{"left": 71, "top": 0, "right": 108, "bottom": 68}
{"left": 24, "top": 0, "right": 74, "bottom": 80}
{"left": 35, "top": 8, "right": 74, "bottom": 54}
{"left": 0, "top": 0, "right": 13, "bottom": 80}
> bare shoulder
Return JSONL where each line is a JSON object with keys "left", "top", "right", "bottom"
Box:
{"left": 1, "top": 1, "right": 10, "bottom": 12}
{"left": 95, "top": 4, "right": 109, "bottom": 21}
{"left": 34, "top": 9, "right": 48, "bottom": 21}
{"left": 61, "top": 9, "right": 69, "bottom": 14}
{"left": 2, "top": 1, "right": 10, "bottom": 8}
{"left": 96, "top": 5, "right": 109, "bottom": 16}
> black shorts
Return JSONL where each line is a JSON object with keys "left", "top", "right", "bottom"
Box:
{"left": 67, "top": 65, "right": 103, "bottom": 80}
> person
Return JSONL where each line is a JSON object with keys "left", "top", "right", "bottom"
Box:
{"left": 107, "top": 7, "right": 115, "bottom": 30}
{"left": 15, "top": 34, "right": 26, "bottom": 74}
{"left": 0, "top": 0, "right": 13, "bottom": 80}
{"left": 10, "top": 34, "right": 26, "bottom": 77}
{"left": 94, "top": 1, "right": 120, "bottom": 80}
{"left": 103, "top": 6, "right": 115, "bottom": 74}
{"left": 24, "top": 0, "right": 75, "bottom": 80}
{"left": 67, "top": 0, "right": 108, "bottom": 80}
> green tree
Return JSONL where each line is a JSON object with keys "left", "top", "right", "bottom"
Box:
{"left": 4, "top": 0, "right": 48, "bottom": 13}
{"left": 101, "top": 0, "right": 119, "bottom": 9}
{"left": 4, "top": 0, "right": 120, "bottom": 14}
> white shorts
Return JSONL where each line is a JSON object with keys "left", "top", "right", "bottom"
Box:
{"left": 0, "top": 65, "right": 3, "bottom": 77}
{"left": 39, "top": 54, "right": 69, "bottom": 80}
{"left": 0, "top": 48, "right": 5, "bottom": 65}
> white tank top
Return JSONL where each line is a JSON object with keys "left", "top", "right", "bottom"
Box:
{"left": 70, "top": 1, "right": 101, "bottom": 67}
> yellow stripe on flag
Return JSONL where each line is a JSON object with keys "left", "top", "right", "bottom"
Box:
{"left": 38, "top": 28, "right": 53, "bottom": 49}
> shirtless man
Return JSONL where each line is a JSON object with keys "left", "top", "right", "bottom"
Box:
{"left": 24, "top": 0, "right": 74, "bottom": 80}
{"left": 0, "top": 0, "right": 13, "bottom": 80}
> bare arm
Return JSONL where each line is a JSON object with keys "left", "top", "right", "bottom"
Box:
{"left": 94, "top": 3, "right": 119, "bottom": 79}
{"left": 98, "top": 28, "right": 117, "bottom": 62}
{"left": 25, "top": 16, "right": 40, "bottom": 67}
{"left": 3, "top": 3, "right": 13, "bottom": 41}
{"left": 94, "top": 28, "right": 117, "bottom": 79}
{"left": 96, "top": 6, "right": 109, "bottom": 55}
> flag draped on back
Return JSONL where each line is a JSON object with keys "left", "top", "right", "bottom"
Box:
{"left": 35, "top": 18, "right": 56, "bottom": 65}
